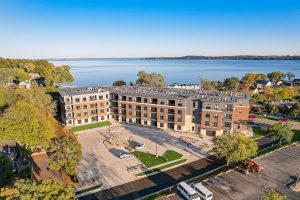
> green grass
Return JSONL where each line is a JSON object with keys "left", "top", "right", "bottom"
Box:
{"left": 256, "top": 115, "right": 300, "bottom": 122}
{"left": 137, "top": 159, "right": 187, "bottom": 176}
{"left": 252, "top": 126, "right": 267, "bottom": 139}
{"left": 133, "top": 150, "right": 183, "bottom": 168}
{"left": 292, "top": 129, "right": 300, "bottom": 142}
{"left": 71, "top": 121, "right": 112, "bottom": 132}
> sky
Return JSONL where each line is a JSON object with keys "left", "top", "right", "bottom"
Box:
{"left": 0, "top": 0, "right": 300, "bottom": 58}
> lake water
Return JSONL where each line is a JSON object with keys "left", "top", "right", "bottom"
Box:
{"left": 50, "top": 59, "right": 300, "bottom": 86}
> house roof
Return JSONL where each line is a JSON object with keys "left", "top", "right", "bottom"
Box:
{"left": 256, "top": 80, "right": 270, "bottom": 85}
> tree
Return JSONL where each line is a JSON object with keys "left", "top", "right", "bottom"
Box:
{"left": 8, "top": 179, "right": 75, "bottom": 200}
{"left": 112, "top": 80, "right": 126, "bottom": 86}
{"left": 241, "top": 73, "right": 267, "bottom": 90}
{"left": 223, "top": 76, "right": 240, "bottom": 91}
{"left": 54, "top": 65, "right": 74, "bottom": 85}
{"left": 0, "top": 101, "right": 55, "bottom": 151}
{"left": 212, "top": 132, "right": 258, "bottom": 166}
{"left": 48, "top": 136, "right": 82, "bottom": 177}
{"left": 290, "top": 103, "right": 300, "bottom": 117}
{"left": 0, "top": 157, "right": 13, "bottom": 187}
{"left": 199, "top": 77, "right": 221, "bottom": 90}
{"left": 264, "top": 104, "right": 279, "bottom": 115}
{"left": 136, "top": 71, "right": 165, "bottom": 87}
{"left": 286, "top": 72, "right": 295, "bottom": 86}
{"left": 22, "top": 63, "right": 36, "bottom": 73}
{"left": 267, "top": 122, "right": 294, "bottom": 146}
{"left": 263, "top": 188, "right": 286, "bottom": 200}
{"left": 11, "top": 86, "right": 56, "bottom": 116}
{"left": 267, "top": 71, "right": 284, "bottom": 82}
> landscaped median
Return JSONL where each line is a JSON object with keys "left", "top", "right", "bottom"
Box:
{"left": 133, "top": 150, "right": 183, "bottom": 168}
{"left": 71, "top": 121, "right": 112, "bottom": 132}
{"left": 252, "top": 126, "right": 268, "bottom": 139}
{"left": 137, "top": 159, "right": 187, "bottom": 176}
{"left": 133, "top": 150, "right": 186, "bottom": 176}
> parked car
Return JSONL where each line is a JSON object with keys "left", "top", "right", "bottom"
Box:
{"left": 177, "top": 181, "right": 200, "bottom": 200}
{"left": 190, "top": 182, "right": 213, "bottom": 200}
{"left": 280, "top": 118, "right": 289, "bottom": 122}
{"left": 119, "top": 152, "right": 132, "bottom": 159}
{"left": 135, "top": 143, "right": 145, "bottom": 150}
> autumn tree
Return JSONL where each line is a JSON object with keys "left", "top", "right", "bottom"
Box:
{"left": 0, "top": 101, "right": 55, "bottom": 151}
{"left": 267, "top": 122, "right": 294, "bottom": 146}
{"left": 48, "top": 136, "right": 82, "bottom": 177}
{"left": 54, "top": 65, "right": 74, "bottom": 85}
{"left": 112, "top": 80, "right": 126, "bottom": 86}
{"left": 136, "top": 71, "right": 165, "bottom": 87}
{"left": 8, "top": 179, "right": 75, "bottom": 200}
{"left": 212, "top": 132, "right": 258, "bottom": 166}
{"left": 267, "top": 71, "right": 284, "bottom": 82}
{"left": 223, "top": 76, "right": 240, "bottom": 91}
{"left": 263, "top": 188, "right": 286, "bottom": 200}
{"left": 199, "top": 77, "right": 222, "bottom": 90}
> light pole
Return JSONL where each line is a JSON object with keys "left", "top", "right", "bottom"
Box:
{"left": 260, "top": 186, "right": 267, "bottom": 200}
{"left": 156, "top": 142, "right": 158, "bottom": 157}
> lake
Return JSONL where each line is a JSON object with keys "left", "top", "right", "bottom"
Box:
{"left": 50, "top": 59, "right": 300, "bottom": 86}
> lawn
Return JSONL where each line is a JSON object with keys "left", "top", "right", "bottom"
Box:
{"left": 137, "top": 159, "right": 187, "bottom": 176}
{"left": 71, "top": 121, "right": 112, "bottom": 132}
{"left": 133, "top": 150, "right": 183, "bottom": 168}
{"left": 252, "top": 126, "right": 267, "bottom": 139}
{"left": 292, "top": 129, "right": 300, "bottom": 142}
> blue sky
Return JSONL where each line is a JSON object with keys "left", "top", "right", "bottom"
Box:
{"left": 0, "top": 0, "right": 300, "bottom": 58}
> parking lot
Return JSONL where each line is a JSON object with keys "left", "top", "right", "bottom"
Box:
{"left": 203, "top": 145, "right": 300, "bottom": 200}
{"left": 76, "top": 123, "right": 214, "bottom": 190}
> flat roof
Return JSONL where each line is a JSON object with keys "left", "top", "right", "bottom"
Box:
{"left": 59, "top": 86, "right": 250, "bottom": 102}
{"left": 59, "top": 86, "right": 108, "bottom": 96}
{"left": 106, "top": 86, "right": 250, "bottom": 102}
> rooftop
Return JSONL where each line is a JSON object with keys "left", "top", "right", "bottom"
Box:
{"left": 59, "top": 86, "right": 250, "bottom": 102}
{"left": 106, "top": 86, "right": 251, "bottom": 102}
{"left": 59, "top": 86, "right": 108, "bottom": 96}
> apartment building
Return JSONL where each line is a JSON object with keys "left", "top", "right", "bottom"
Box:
{"left": 58, "top": 87, "right": 110, "bottom": 126}
{"left": 58, "top": 86, "right": 251, "bottom": 136}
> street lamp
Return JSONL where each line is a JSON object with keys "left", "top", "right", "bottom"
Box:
{"left": 260, "top": 186, "right": 267, "bottom": 200}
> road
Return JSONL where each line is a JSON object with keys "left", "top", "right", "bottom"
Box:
{"left": 80, "top": 135, "right": 277, "bottom": 200}
{"left": 254, "top": 118, "right": 300, "bottom": 130}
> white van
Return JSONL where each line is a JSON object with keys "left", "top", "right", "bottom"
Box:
{"left": 177, "top": 182, "right": 200, "bottom": 200}
{"left": 191, "top": 183, "right": 213, "bottom": 200}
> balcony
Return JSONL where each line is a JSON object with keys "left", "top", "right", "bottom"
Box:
{"left": 151, "top": 108, "right": 157, "bottom": 112}
{"left": 168, "top": 110, "right": 175, "bottom": 115}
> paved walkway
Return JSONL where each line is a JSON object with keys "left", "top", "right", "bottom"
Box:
{"left": 79, "top": 136, "right": 277, "bottom": 200}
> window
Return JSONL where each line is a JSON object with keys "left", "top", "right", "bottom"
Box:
{"left": 100, "top": 102, "right": 104, "bottom": 107}
{"left": 177, "top": 125, "right": 181, "bottom": 130}
{"left": 193, "top": 102, "right": 196, "bottom": 108}
{"left": 78, "top": 120, "right": 82, "bottom": 124}
{"left": 213, "top": 113, "right": 218, "bottom": 118}
{"left": 106, "top": 94, "right": 108, "bottom": 99}
{"left": 192, "top": 126, "right": 194, "bottom": 131}
{"left": 205, "top": 113, "right": 210, "bottom": 118}
{"left": 99, "top": 95, "right": 103, "bottom": 100}
{"left": 213, "top": 122, "right": 218, "bottom": 127}
{"left": 206, "top": 104, "right": 211, "bottom": 109}
{"left": 144, "top": 120, "right": 147, "bottom": 125}
{"left": 89, "top": 96, "right": 96, "bottom": 101}
{"left": 75, "top": 98, "right": 80, "bottom": 103}
{"left": 160, "top": 116, "right": 164, "bottom": 120}
{"left": 100, "top": 109, "right": 104, "bottom": 114}
{"left": 144, "top": 106, "right": 147, "bottom": 111}
{"left": 76, "top": 106, "right": 80, "bottom": 110}
{"left": 178, "top": 102, "right": 183, "bottom": 107}
{"left": 178, "top": 110, "right": 182, "bottom": 115}
{"left": 224, "top": 122, "right": 231, "bottom": 128}
{"left": 214, "top": 104, "right": 219, "bottom": 109}
{"left": 84, "top": 112, "right": 88, "bottom": 116}
{"left": 205, "top": 121, "right": 210, "bottom": 126}
{"left": 68, "top": 120, "right": 72, "bottom": 125}
{"left": 129, "top": 105, "right": 132, "bottom": 109}
{"left": 83, "top": 105, "right": 88, "bottom": 109}
{"left": 144, "top": 98, "right": 148, "bottom": 103}
{"left": 66, "top": 98, "right": 70, "bottom": 104}
{"left": 227, "top": 104, "right": 233, "bottom": 111}
{"left": 160, "top": 123, "right": 164, "bottom": 127}
{"left": 84, "top": 119, "right": 88, "bottom": 123}
{"left": 101, "top": 116, "right": 104, "bottom": 120}
{"left": 66, "top": 106, "right": 72, "bottom": 112}
{"left": 128, "top": 97, "right": 132, "bottom": 102}
{"left": 144, "top": 113, "right": 147, "bottom": 118}
{"left": 83, "top": 97, "right": 87, "bottom": 102}
{"left": 160, "top": 101, "right": 165, "bottom": 105}
{"left": 67, "top": 113, "right": 72, "bottom": 118}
